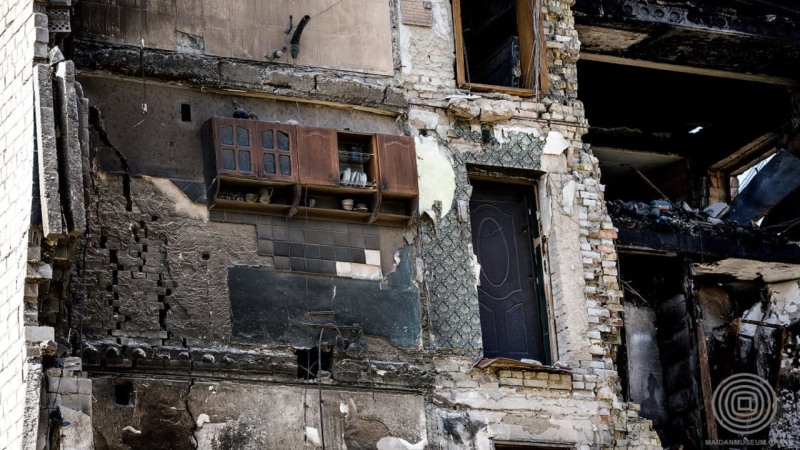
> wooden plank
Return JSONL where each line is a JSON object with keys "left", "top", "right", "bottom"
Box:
{"left": 297, "top": 126, "right": 339, "bottom": 187}
{"left": 696, "top": 324, "right": 718, "bottom": 442}
{"left": 376, "top": 134, "right": 419, "bottom": 197}
{"left": 516, "top": 0, "right": 535, "bottom": 90}
{"left": 452, "top": 0, "right": 468, "bottom": 88}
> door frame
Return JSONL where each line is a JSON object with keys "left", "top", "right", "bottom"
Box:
{"left": 468, "top": 167, "right": 556, "bottom": 364}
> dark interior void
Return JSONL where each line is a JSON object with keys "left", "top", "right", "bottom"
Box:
{"left": 459, "top": 0, "right": 521, "bottom": 88}
{"left": 618, "top": 253, "right": 699, "bottom": 449}
{"left": 578, "top": 60, "right": 792, "bottom": 204}
{"left": 618, "top": 252, "right": 778, "bottom": 448}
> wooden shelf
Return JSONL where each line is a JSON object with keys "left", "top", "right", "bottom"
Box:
{"left": 212, "top": 198, "right": 293, "bottom": 213}
{"left": 303, "top": 184, "right": 377, "bottom": 196}
{"left": 204, "top": 118, "right": 418, "bottom": 227}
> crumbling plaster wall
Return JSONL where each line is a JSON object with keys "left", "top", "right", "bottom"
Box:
{"left": 90, "top": 376, "right": 426, "bottom": 450}
{"left": 394, "top": 0, "right": 655, "bottom": 446}
{"left": 66, "top": 0, "right": 665, "bottom": 448}
{"left": 75, "top": 0, "right": 395, "bottom": 75}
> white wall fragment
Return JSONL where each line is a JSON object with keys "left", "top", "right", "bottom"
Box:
{"left": 561, "top": 180, "right": 577, "bottom": 215}
{"left": 305, "top": 427, "right": 322, "bottom": 447}
{"left": 408, "top": 109, "right": 440, "bottom": 130}
{"left": 196, "top": 413, "right": 210, "bottom": 428}
{"left": 468, "top": 243, "right": 481, "bottom": 290}
{"left": 416, "top": 136, "right": 456, "bottom": 219}
{"left": 543, "top": 130, "right": 569, "bottom": 155}
{"left": 377, "top": 436, "right": 428, "bottom": 450}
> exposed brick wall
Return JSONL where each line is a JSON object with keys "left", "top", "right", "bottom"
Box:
{"left": 0, "top": 1, "right": 37, "bottom": 448}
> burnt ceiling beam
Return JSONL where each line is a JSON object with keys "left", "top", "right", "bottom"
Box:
{"left": 574, "top": 0, "right": 800, "bottom": 81}
{"left": 574, "top": 0, "right": 800, "bottom": 41}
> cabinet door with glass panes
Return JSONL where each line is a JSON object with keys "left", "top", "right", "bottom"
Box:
{"left": 214, "top": 118, "right": 258, "bottom": 178}
{"left": 257, "top": 122, "right": 298, "bottom": 183}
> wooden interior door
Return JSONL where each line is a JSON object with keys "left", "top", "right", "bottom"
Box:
{"left": 470, "top": 181, "right": 544, "bottom": 360}
{"left": 376, "top": 134, "right": 418, "bottom": 196}
{"left": 297, "top": 126, "right": 339, "bottom": 187}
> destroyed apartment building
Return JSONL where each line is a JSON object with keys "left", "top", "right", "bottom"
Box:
{"left": 3, "top": 0, "right": 800, "bottom": 449}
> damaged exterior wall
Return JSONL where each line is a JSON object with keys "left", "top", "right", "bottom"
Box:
{"left": 22, "top": 0, "right": 800, "bottom": 448}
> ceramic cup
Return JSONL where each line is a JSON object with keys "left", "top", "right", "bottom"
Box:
{"left": 341, "top": 199, "right": 354, "bottom": 211}
{"left": 245, "top": 193, "right": 257, "bottom": 202}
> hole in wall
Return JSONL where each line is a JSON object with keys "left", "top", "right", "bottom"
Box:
{"left": 114, "top": 381, "right": 134, "bottom": 406}
{"left": 202, "top": 252, "right": 211, "bottom": 260}
{"left": 295, "top": 347, "right": 332, "bottom": 380}
{"left": 181, "top": 103, "right": 192, "bottom": 122}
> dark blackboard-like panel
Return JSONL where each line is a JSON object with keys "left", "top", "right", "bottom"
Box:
{"left": 228, "top": 246, "right": 419, "bottom": 348}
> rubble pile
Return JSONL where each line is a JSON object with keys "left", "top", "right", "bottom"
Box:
{"left": 607, "top": 199, "right": 787, "bottom": 242}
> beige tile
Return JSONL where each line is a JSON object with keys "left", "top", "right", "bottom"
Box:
{"left": 314, "top": 31, "right": 341, "bottom": 69}
{"left": 338, "top": 34, "right": 366, "bottom": 71}
{"left": 337, "top": 0, "right": 365, "bottom": 37}
{"left": 307, "top": 0, "right": 339, "bottom": 34}
{"left": 350, "top": 263, "right": 382, "bottom": 281}
{"left": 203, "top": 0, "right": 230, "bottom": 21}
{"left": 293, "top": 29, "right": 319, "bottom": 66}
{"left": 146, "top": 9, "right": 177, "bottom": 50}
{"left": 177, "top": 0, "right": 203, "bottom": 16}
{"left": 176, "top": 13, "right": 205, "bottom": 36}
{"left": 202, "top": 25, "right": 231, "bottom": 56}
{"left": 364, "top": 250, "right": 381, "bottom": 266}
{"left": 336, "top": 262, "right": 352, "bottom": 277}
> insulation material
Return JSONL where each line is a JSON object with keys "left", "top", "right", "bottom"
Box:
{"left": 416, "top": 136, "right": 456, "bottom": 219}
{"left": 543, "top": 130, "right": 570, "bottom": 155}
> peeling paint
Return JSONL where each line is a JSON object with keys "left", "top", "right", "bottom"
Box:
{"left": 416, "top": 136, "right": 456, "bottom": 219}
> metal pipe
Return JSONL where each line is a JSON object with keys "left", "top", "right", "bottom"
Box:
{"left": 290, "top": 15, "right": 311, "bottom": 58}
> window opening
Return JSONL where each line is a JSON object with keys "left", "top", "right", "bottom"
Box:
{"left": 454, "top": 0, "right": 545, "bottom": 92}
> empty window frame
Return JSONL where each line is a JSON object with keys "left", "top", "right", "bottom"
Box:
{"left": 453, "top": 0, "right": 548, "bottom": 94}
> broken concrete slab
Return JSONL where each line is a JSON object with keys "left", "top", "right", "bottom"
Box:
{"left": 57, "top": 406, "right": 94, "bottom": 450}
{"left": 33, "top": 64, "right": 63, "bottom": 238}
{"left": 54, "top": 61, "right": 86, "bottom": 236}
